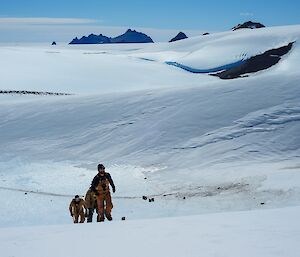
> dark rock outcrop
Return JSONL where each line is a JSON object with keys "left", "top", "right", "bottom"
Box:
{"left": 111, "top": 29, "right": 153, "bottom": 43}
{"left": 169, "top": 32, "right": 188, "bottom": 42}
{"left": 69, "top": 37, "right": 80, "bottom": 44}
{"left": 0, "top": 90, "right": 71, "bottom": 96}
{"left": 212, "top": 42, "right": 294, "bottom": 79}
{"left": 69, "top": 34, "right": 110, "bottom": 44}
{"left": 69, "top": 29, "right": 153, "bottom": 44}
{"left": 203, "top": 32, "right": 210, "bottom": 36}
{"left": 165, "top": 42, "right": 294, "bottom": 79}
{"left": 51, "top": 41, "right": 56, "bottom": 45}
{"left": 232, "top": 21, "right": 265, "bottom": 31}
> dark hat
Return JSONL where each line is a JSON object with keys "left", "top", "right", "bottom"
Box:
{"left": 98, "top": 164, "right": 105, "bottom": 170}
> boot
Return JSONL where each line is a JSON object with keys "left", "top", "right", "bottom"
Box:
{"left": 98, "top": 214, "right": 105, "bottom": 222}
{"left": 106, "top": 214, "right": 112, "bottom": 221}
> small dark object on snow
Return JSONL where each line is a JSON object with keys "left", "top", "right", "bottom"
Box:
{"left": 52, "top": 41, "right": 56, "bottom": 45}
{"left": 203, "top": 32, "right": 210, "bottom": 36}
{"left": 142, "top": 196, "right": 147, "bottom": 200}
{"left": 144, "top": 177, "right": 147, "bottom": 180}
{"left": 122, "top": 217, "right": 126, "bottom": 221}
{"left": 24, "top": 192, "right": 27, "bottom": 195}
{"left": 183, "top": 197, "right": 186, "bottom": 200}
{"left": 148, "top": 198, "right": 155, "bottom": 202}
{"left": 260, "top": 202, "right": 265, "bottom": 205}
{"left": 217, "top": 187, "right": 221, "bottom": 190}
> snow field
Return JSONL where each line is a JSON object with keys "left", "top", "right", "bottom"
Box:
{"left": 0, "top": 206, "right": 299, "bottom": 257}
{"left": 0, "top": 24, "right": 300, "bottom": 256}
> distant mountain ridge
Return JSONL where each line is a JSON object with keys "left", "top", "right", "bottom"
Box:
{"left": 69, "top": 29, "right": 154, "bottom": 44}
{"left": 69, "top": 34, "right": 110, "bottom": 44}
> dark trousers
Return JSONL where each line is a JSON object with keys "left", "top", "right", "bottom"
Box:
{"left": 73, "top": 212, "right": 85, "bottom": 223}
{"left": 87, "top": 208, "right": 99, "bottom": 223}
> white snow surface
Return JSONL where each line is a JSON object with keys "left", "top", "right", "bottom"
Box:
{"left": 1, "top": 25, "right": 300, "bottom": 94}
{"left": 1, "top": 206, "right": 300, "bottom": 257}
{"left": 1, "top": 25, "right": 300, "bottom": 256}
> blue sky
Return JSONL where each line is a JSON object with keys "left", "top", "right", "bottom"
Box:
{"left": 1, "top": 0, "right": 300, "bottom": 42}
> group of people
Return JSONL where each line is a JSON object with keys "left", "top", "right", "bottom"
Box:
{"left": 69, "top": 164, "right": 116, "bottom": 223}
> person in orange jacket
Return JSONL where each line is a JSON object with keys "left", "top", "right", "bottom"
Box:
{"left": 91, "top": 164, "right": 115, "bottom": 222}
{"left": 69, "top": 195, "right": 86, "bottom": 223}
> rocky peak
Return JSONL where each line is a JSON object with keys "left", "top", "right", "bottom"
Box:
{"left": 169, "top": 32, "right": 188, "bottom": 42}
{"left": 232, "top": 21, "right": 265, "bottom": 31}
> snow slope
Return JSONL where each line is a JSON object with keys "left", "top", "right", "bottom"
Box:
{"left": 1, "top": 69, "right": 300, "bottom": 226}
{"left": 0, "top": 25, "right": 300, "bottom": 255}
{"left": 1, "top": 206, "right": 300, "bottom": 257}
{"left": 1, "top": 25, "right": 300, "bottom": 94}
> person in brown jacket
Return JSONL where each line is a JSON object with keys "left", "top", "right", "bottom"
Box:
{"left": 85, "top": 187, "right": 98, "bottom": 223}
{"left": 91, "top": 164, "right": 116, "bottom": 222}
{"left": 69, "top": 195, "right": 86, "bottom": 223}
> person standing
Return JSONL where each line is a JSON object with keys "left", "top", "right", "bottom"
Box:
{"left": 91, "top": 164, "right": 116, "bottom": 222}
{"left": 69, "top": 195, "right": 86, "bottom": 223}
{"left": 85, "top": 187, "right": 98, "bottom": 222}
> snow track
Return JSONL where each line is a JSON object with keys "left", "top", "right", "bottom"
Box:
{"left": 0, "top": 181, "right": 251, "bottom": 199}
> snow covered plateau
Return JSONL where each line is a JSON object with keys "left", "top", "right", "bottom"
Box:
{"left": 0, "top": 25, "right": 300, "bottom": 257}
